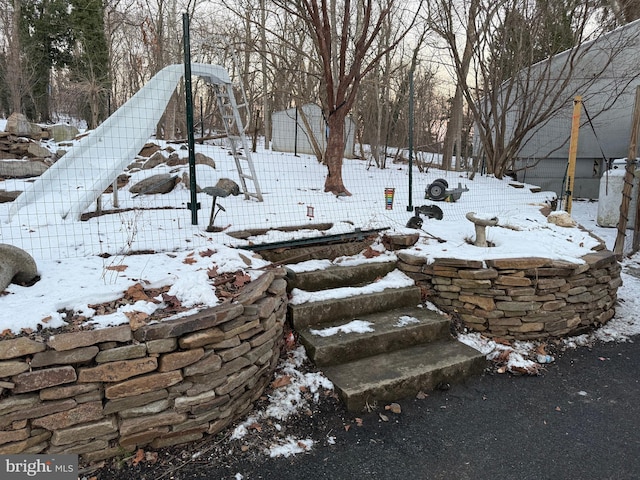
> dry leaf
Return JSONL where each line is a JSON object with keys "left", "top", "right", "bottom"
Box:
{"left": 41, "top": 315, "right": 52, "bottom": 324}
{"left": 207, "top": 266, "right": 219, "bottom": 278}
{"left": 241, "top": 445, "right": 249, "bottom": 452}
{"left": 145, "top": 451, "right": 158, "bottom": 464}
{"left": 125, "top": 283, "right": 151, "bottom": 302}
{"left": 344, "top": 424, "right": 351, "bottom": 432}
{"left": 416, "top": 391, "right": 428, "bottom": 400}
{"left": 161, "top": 293, "right": 182, "bottom": 310}
{"left": 555, "top": 406, "right": 562, "bottom": 412}
{"left": 363, "top": 246, "right": 382, "bottom": 258}
{"left": 131, "top": 449, "right": 145, "bottom": 466}
{"left": 233, "top": 272, "right": 251, "bottom": 288}
{"left": 20, "top": 328, "right": 33, "bottom": 335}
{"left": 379, "top": 413, "right": 389, "bottom": 422}
{"left": 271, "top": 375, "right": 292, "bottom": 389}
{"left": 126, "top": 311, "right": 150, "bottom": 331}
{"left": 297, "top": 441, "right": 310, "bottom": 450}
{"left": 355, "top": 417, "right": 363, "bottom": 427}
{"left": 106, "top": 264, "right": 128, "bottom": 272}
{"left": 183, "top": 256, "right": 197, "bottom": 265}
{"left": 199, "top": 248, "right": 216, "bottom": 257}
{"left": 385, "top": 403, "right": 402, "bottom": 414}
{"left": 249, "top": 422, "right": 262, "bottom": 432}
{"left": 1, "top": 329, "right": 13, "bottom": 337}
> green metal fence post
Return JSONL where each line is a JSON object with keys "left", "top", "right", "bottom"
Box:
{"left": 183, "top": 13, "right": 199, "bottom": 225}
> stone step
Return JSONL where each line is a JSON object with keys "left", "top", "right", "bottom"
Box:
{"left": 321, "top": 340, "right": 486, "bottom": 412}
{"left": 289, "top": 285, "right": 422, "bottom": 330}
{"left": 298, "top": 306, "right": 449, "bottom": 366}
{"left": 286, "top": 260, "right": 397, "bottom": 292}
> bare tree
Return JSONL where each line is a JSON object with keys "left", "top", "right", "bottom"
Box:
{"left": 271, "top": 0, "right": 421, "bottom": 196}
{"left": 430, "top": 0, "right": 639, "bottom": 179}
{"left": 604, "top": 0, "right": 640, "bottom": 23}
{"left": 0, "top": 0, "right": 23, "bottom": 114}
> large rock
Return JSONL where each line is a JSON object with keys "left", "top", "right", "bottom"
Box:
{"left": 4, "top": 113, "right": 42, "bottom": 139}
{"left": 142, "top": 151, "right": 167, "bottom": 169}
{"left": 0, "top": 160, "right": 48, "bottom": 178}
{"left": 47, "top": 124, "right": 79, "bottom": 142}
{"left": 0, "top": 244, "right": 38, "bottom": 293}
{"left": 0, "top": 191, "right": 21, "bottom": 203}
{"left": 26, "top": 142, "right": 52, "bottom": 158}
{"left": 129, "top": 174, "right": 179, "bottom": 195}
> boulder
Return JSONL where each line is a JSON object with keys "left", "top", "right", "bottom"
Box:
{"left": 0, "top": 160, "right": 48, "bottom": 178}
{"left": 0, "top": 191, "right": 21, "bottom": 203}
{"left": 0, "top": 244, "right": 38, "bottom": 292}
{"left": 129, "top": 174, "right": 179, "bottom": 195}
{"left": 195, "top": 152, "right": 216, "bottom": 169}
{"left": 142, "top": 151, "right": 167, "bottom": 170}
{"left": 547, "top": 211, "right": 577, "bottom": 228}
{"left": 166, "top": 152, "right": 186, "bottom": 166}
{"left": 5, "top": 113, "right": 42, "bottom": 139}
{"left": 47, "top": 124, "right": 79, "bottom": 142}
{"left": 26, "top": 142, "right": 53, "bottom": 158}
{"left": 139, "top": 143, "right": 161, "bottom": 157}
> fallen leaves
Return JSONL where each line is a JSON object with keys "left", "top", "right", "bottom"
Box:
{"left": 130, "top": 448, "right": 158, "bottom": 466}
{"left": 233, "top": 272, "right": 251, "bottom": 288}
{"left": 385, "top": 403, "right": 402, "bottom": 414}
{"left": 105, "top": 264, "right": 128, "bottom": 272}
{"left": 125, "top": 311, "right": 150, "bottom": 331}
{"left": 271, "top": 375, "right": 292, "bottom": 389}
{"left": 183, "top": 255, "right": 197, "bottom": 265}
{"left": 362, "top": 246, "right": 382, "bottom": 258}
{"left": 124, "top": 283, "right": 155, "bottom": 303}
{"left": 131, "top": 449, "right": 145, "bottom": 466}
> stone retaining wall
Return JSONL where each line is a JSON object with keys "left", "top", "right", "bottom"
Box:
{"left": 0, "top": 268, "right": 287, "bottom": 462}
{"left": 397, "top": 251, "right": 621, "bottom": 340}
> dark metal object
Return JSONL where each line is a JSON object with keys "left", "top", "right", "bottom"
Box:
{"left": 202, "top": 181, "right": 240, "bottom": 232}
{"left": 424, "top": 181, "right": 468, "bottom": 202}
{"left": 183, "top": 13, "right": 199, "bottom": 225}
{"left": 406, "top": 205, "right": 444, "bottom": 229}
{"left": 238, "top": 228, "right": 389, "bottom": 252}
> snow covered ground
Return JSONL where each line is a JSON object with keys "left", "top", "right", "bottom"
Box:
{"left": 1, "top": 118, "right": 639, "bottom": 460}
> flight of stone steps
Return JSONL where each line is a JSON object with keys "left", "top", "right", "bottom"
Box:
{"left": 286, "top": 260, "right": 486, "bottom": 411}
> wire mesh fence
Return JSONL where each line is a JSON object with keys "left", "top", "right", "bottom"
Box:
{"left": 1, "top": 66, "right": 622, "bottom": 262}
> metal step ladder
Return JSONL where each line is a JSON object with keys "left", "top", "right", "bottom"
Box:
{"left": 215, "top": 84, "right": 263, "bottom": 201}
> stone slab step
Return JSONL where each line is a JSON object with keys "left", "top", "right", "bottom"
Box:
{"left": 298, "top": 306, "right": 449, "bottom": 366}
{"left": 321, "top": 341, "right": 486, "bottom": 412}
{"left": 289, "top": 286, "right": 422, "bottom": 330}
{"left": 287, "top": 261, "right": 397, "bottom": 292}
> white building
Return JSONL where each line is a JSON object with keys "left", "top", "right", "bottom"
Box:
{"left": 479, "top": 19, "right": 640, "bottom": 198}
{"left": 271, "top": 104, "right": 356, "bottom": 158}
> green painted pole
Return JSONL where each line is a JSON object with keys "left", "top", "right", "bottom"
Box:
{"left": 183, "top": 13, "right": 199, "bottom": 225}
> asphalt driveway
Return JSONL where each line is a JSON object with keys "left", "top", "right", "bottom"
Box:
{"left": 94, "top": 338, "right": 640, "bottom": 480}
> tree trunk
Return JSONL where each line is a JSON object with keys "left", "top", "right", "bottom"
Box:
{"left": 324, "top": 112, "right": 351, "bottom": 196}
{"left": 260, "top": 0, "right": 270, "bottom": 145}
{"left": 7, "top": 0, "right": 22, "bottom": 113}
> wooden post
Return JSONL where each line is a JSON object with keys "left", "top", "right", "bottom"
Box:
{"left": 565, "top": 96, "right": 582, "bottom": 214}
{"left": 614, "top": 86, "right": 640, "bottom": 257}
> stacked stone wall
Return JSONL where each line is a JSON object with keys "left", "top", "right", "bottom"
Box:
{"left": 397, "top": 251, "right": 621, "bottom": 340}
{"left": 0, "top": 268, "right": 287, "bottom": 462}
